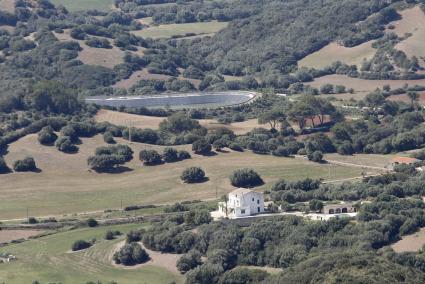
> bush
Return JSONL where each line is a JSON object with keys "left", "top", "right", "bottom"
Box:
{"left": 87, "top": 155, "right": 125, "bottom": 172}
{"left": 178, "top": 150, "right": 191, "bottom": 160}
{"left": 163, "top": 147, "right": 179, "bottom": 162}
{"left": 55, "top": 136, "right": 78, "bottom": 153}
{"left": 103, "top": 131, "right": 116, "bottom": 144}
{"left": 72, "top": 240, "right": 92, "bottom": 251}
{"left": 192, "top": 139, "right": 212, "bottom": 155}
{"left": 13, "top": 156, "right": 37, "bottom": 172}
{"left": 105, "top": 230, "right": 121, "bottom": 240}
{"left": 113, "top": 243, "right": 149, "bottom": 266}
{"left": 307, "top": 151, "right": 324, "bottom": 162}
{"left": 38, "top": 126, "right": 57, "bottom": 145}
{"left": 126, "top": 230, "right": 142, "bottom": 243}
{"left": 229, "top": 143, "right": 244, "bottom": 152}
{"left": 87, "top": 218, "right": 98, "bottom": 227}
{"left": 181, "top": 167, "right": 206, "bottom": 183}
{"left": 177, "top": 250, "right": 202, "bottom": 274}
{"left": 337, "top": 142, "right": 354, "bottom": 155}
{"left": 230, "top": 168, "right": 263, "bottom": 188}
{"left": 139, "top": 149, "right": 162, "bottom": 165}
{"left": 0, "top": 157, "right": 10, "bottom": 174}
{"left": 272, "top": 146, "right": 290, "bottom": 157}
{"left": 28, "top": 217, "right": 38, "bottom": 224}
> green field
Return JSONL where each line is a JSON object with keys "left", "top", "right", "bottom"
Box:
{"left": 49, "top": 0, "right": 115, "bottom": 12}
{"left": 0, "top": 224, "right": 182, "bottom": 284}
{"left": 0, "top": 133, "right": 378, "bottom": 220}
{"left": 132, "top": 21, "right": 229, "bottom": 39}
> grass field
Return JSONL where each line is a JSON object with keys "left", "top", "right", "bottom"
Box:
{"left": 392, "top": 6, "right": 425, "bottom": 67}
{"left": 0, "top": 133, "right": 375, "bottom": 219}
{"left": 0, "top": 0, "right": 15, "bottom": 13}
{"left": 391, "top": 227, "right": 425, "bottom": 253}
{"left": 95, "top": 109, "right": 268, "bottom": 135}
{"left": 307, "top": 74, "right": 425, "bottom": 95}
{"left": 0, "top": 224, "right": 183, "bottom": 284}
{"left": 131, "top": 21, "right": 228, "bottom": 39}
{"left": 298, "top": 41, "right": 376, "bottom": 69}
{"left": 53, "top": 30, "right": 142, "bottom": 69}
{"left": 49, "top": 0, "right": 115, "bottom": 12}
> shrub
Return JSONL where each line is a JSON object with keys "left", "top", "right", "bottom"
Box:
{"left": 28, "top": 217, "right": 38, "bottom": 224}
{"left": 38, "top": 126, "right": 57, "bottom": 145}
{"left": 177, "top": 250, "right": 202, "bottom": 274}
{"left": 192, "top": 139, "right": 212, "bottom": 155}
{"left": 178, "top": 150, "right": 191, "bottom": 160}
{"left": 337, "top": 142, "right": 354, "bottom": 155}
{"left": 307, "top": 151, "right": 324, "bottom": 163}
{"left": 212, "top": 139, "right": 228, "bottom": 151}
{"left": 139, "top": 149, "right": 162, "bottom": 165}
{"left": 13, "top": 156, "right": 37, "bottom": 172}
{"left": 87, "top": 218, "right": 98, "bottom": 227}
{"left": 181, "top": 167, "right": 206, "bottom": 183}
{"left": 230, "top": 168, "right": 263, "bottom": 188}
{"left": 105, "top": 230, "right": 121, "bottom": 240}
{"left": 229, "top": 143, "right": 244, "bottom": 152}
{"left": 55, "top": 136, "right": 78, "bottom": 153}
{"left": 163, "top": 147, "right": 179, "bottom": 163}
{"left": 272, "top": 146, "right": 290, "bottom": 157}
{"left": 87, "top": 155, "right": 125, "bottom": 172}
{"left": 113, "top": 243, "right": 149, "bottom": 266}
{"left": 0, "top": 157, "right": 10, "bottom": 174}
{"left": 72, "top": 240, "right": 92, "bottom": 251}
{"left": 126, "top": 230, "right": 142, "bottom": 243}
{"left": 103, "top": 131, "right": 115, "bottom": 144}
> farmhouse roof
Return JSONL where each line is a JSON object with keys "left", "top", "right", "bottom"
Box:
{"left": 230, "top": 188, "right": 254, "bottom": 196}
{"left": 391, "top": 157, "right": 420, "bottom": 164}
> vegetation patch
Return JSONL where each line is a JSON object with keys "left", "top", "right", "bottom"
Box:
{"left": 131, "top": 21, "right": 229, "bottom": 39}
{"left": 49, "top": 0, "right": 115, "bottom": 12}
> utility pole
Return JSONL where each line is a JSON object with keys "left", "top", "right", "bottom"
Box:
{"left": 26, "top": 207, "right": 29, "bottom": 219}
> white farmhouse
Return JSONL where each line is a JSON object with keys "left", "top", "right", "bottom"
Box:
{"left": 217, "top": 188, "right": 264, "bottom": 218}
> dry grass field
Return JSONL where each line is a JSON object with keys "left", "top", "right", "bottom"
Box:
{"left": 307, "top": 74, "right": 425, "bottom": 94}
{"left": 95, "top": 109, "right": 268, "bottom": 135}
{"left": 112, "top": 69, "right": 201, "bottom": 89}
{"left": 53, "top": 30, "right": 145, "bottom": 69}
{"left": 0, "top": 133, "right": 370, "bottom": 219}
{"left": 391, "top": 6, "right": 425, "bottom": 67}
{"left": 0, "top": 230, "right": 45, "bottom": 243}
{"left": 49, "top": 0, "right": 115, "bottom": 12}
{"left": 0, "top": 0, "right": 15, "bottom": 13}
{"left": 131, "top": 21, "right": 228, "bottom": 39}
{"left": 391, "top": 227, "right": 425, "bottom": 253}
{"left": 298, "top": 41, "right": 376, "bottom": 69}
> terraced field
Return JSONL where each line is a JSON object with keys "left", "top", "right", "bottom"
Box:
{"left": 0, "top": 224, "right": 182, "bottom": 284}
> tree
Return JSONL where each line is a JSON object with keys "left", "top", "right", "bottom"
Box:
{"left": 213, "top": 139, "right": 228, "bottom": 152}
{"left": 307, "top": 151, "right": 323, "bottom": 163}
{"left": 163, "top": 147, "right": 179, "bottom": 163}
{"left": 87, "top": 155, "right": 125, "bottom": 172}
{"left": 309, "top": 199, "right": 324, "bottom": 212}
{"left": 407, "top": 91, "right": 419, "bottom": 110}
{"left": 230, "top": 169, "right": 263, "bottom": 188}
{"left": 38, "top": 126, "right": 57, "bottom": 145}
{"left": 139, "top": 149, "right": 162, "bottom": 165}
{"left": 320, "top": 84, "right": 334, "bottom": 94}
{"left": 181, "top": 167, "right": 206, "bottom": 183}
{"left": 258, "top": 109, "right": 285, "bottom": 131}
{"left": 13, "top": 156, "right": 37, "bottom": 172}
{"left": 0, "top": 157, "right": 10, "bottom": 174}
{"left": 178, "top": 150, "right": 191, "bottom": 160}
{"left": 72, "top": 240, "right": 92, "bottom": 251}
{"left": 103, "top": 132, "right": 115, "bottom": 144}
{"left": 113, "top": 243, "right": 149, "bottom": 266}
{"left": 87, "top": 218, "right": 98, "bottom": 227}
{"left": 55, "top": 136, "right": 78, "bottom": 153}
{"left": 177, "top": 250, "right": 202, "bottom": 274}
{"left": 192, "top": 139, "right": 212, "bottom": 155}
